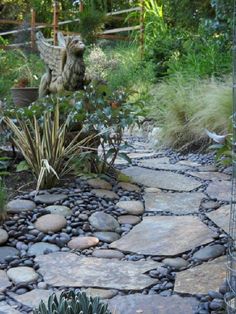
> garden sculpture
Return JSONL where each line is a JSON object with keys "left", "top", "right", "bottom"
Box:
{"left": 36, "top": 31, "right": 86, "bottom": 97}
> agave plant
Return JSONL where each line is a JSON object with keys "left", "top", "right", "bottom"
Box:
{"left": 4, "top": 104, "right": 95, "bottom": 190}
{"left": 33, "top": 290, "right": 111, "bottom": 314}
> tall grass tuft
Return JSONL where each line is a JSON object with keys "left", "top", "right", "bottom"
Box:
{"left": 147, "top": 74, "right": 232, "bottom": 151}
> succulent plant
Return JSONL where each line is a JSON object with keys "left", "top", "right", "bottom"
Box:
{"left": 33, "top": 290, "right": 112, "bottom": 314}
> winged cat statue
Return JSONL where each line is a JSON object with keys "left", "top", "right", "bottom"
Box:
{"left": 36, "top": 31, "right": 86, "bottom": 97}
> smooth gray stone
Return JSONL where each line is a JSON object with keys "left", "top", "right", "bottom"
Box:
{"left": 7, "top": 266, "right": 38, "bottom": 284}
{"left": 116, "top": 200, "right": 144, "bottom": 215}
{"left": 0, "top": 270, "right": 11, "bottom": 292}
{"left": 193, "top": 245, "right": 225, "bottom": 261}
{"left": 28, "top": 242, "right": 60, "bottom": 256}
{"left": 92, "top": 249, "right": 124, "bottom": 259}
{"left": 34, "top": 194, "right": 67, "bottom": 204}
{"left": 122, "top": 167, "right": 202, "bottom": 191}
{"left": 91, "top": 189, "right": 119, "bottom": 200}
{"left": 0, "top": 246, "right": 19, "bottom": 263}
{"left": 6, "top": 199, "right": 36, "bottom": 213}
{"left": 0, "top": 229, "right": 8, "bottom": 245}
{"left": 93, "top": 232, "right": 120, "bottom": 243}
{"left": 162, "top": 257, "right": 189, "bottom": 270}
{"left": 45, "top": 205, "right": 72, "bottom": 217}
{"left": 89, "top": 212, "right": 120, "bottom": 231}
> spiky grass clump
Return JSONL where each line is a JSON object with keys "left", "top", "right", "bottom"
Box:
{"left": 147, "top": 74, "right": 232, "bottom": 151}
{"left": 0, "top": 179, "right": 7, "bottom": 223}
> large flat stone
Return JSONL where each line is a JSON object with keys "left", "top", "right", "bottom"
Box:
{"left": 206, "top": 181, "right": 231, "bottom": 201}
{"left": 174, "top": 256, "right": 226, "bottom": 294}
{"left": 138, "top": 159, "right": 190, "bottom": 172}
{"left": 110, "top": 216, "right": 215, "bottom": 256}
{"left": 144, "top": 191, "right": 204, "bottom": 214}
{"left": 0, "top": 270, "right": 11, "bottom": 292}
{"left": 0, "top": 302, "right": 20, "bottom": 314}
{"left": 122, "top": 167, "right": 202, "bottom": 191}
{"left": 9, "top": 289, "right": 58, "bottom": 309}
{"left": 35, "top": 252, "right": 159, "bottom": 290}
{"left": 108, "top": 294, "right": 198, "bottom": 314}
{"left": 206, "top": 205, "right": 230, "bottom": 234}
{"left": 188, "top": 171, "right": 231, "bottom": 181}
{"left": 0, "top": 246, "right": 19, "bottom": 263}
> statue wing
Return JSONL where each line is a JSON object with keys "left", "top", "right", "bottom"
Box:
{"left": 36, "top": 31, "right": 65, "bottom": 78}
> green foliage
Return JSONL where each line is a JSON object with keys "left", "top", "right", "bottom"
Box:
{"left": 147, "top": 75, "right": 232, "bottom": 151}
{"left": 78, "top": 7, "right": 106, "bottom": 44}
{"left": 33, "top": 290, "right": 111, "bottom": 314}
{"left": 4, "top": 102, "right": 93, "bottom": 190}
{"left": 0, "top": 49, "right": 43, "bottom": 99}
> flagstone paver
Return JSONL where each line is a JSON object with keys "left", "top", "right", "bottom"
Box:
{"left": 174, "top": 256, "right": 226, "bottom": 294}
{"left": 206, "top": 180, "right": 231, "bottom": 201}
{"left": 122, "top": 167, "right": 202, "bottom": 191}
{"left": 108, "top": 294, "right": 198, "bottom": 314}
{"left": 188, "top": 171, "right": 231, "bottom": 181}
{"left": 206, "top": 205, "right": 230, "bottom": 234}
{"left": 138, "top": 158, "right": 191, "bottom": 171}
{"left": 110, "top": 216, "right": 215, "bottom": 256}
{"left": 144, "top": 191, "right": 204, "bottom": 214}
{"left": 9, "top": 289, "right": 59, "bottom": 309}
{"left": 0, "top": 302, "right": 20, "bottom": 314}
{"left": 35, "top": 252, "right": 160, "bottom": 290}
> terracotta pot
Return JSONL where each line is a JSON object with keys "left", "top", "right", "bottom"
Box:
{"left": 11, "top": 87, "right": 38, "bottom": 107}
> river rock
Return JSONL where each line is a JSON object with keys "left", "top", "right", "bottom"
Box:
{"left": 6, "top": 199, "right": 36, "bottom": 213}
{"left": 28, "top": 242, "right": 60, "bottom": 256}
{"left": 67, "top": 237, "right": 99, "bottom": 250}
{"left": 188, "top": 171, "right": 231, "bottom": 181}
{"left": 162, "top": 257, "right": 189, "bottom": 270}
{"left": 87, "top": 178, "right": 112, "bottom": 190}
{"left": 0, "top": 246, "right": 19, "bottom": 263}
{"left": 92, "top": 249, "right": 124, "bottom": 259}
{"left": 89, "top": 212, "right": 120, "bottom": 231}
{"left": 34, "top": 194, "right": 67, "bottom": 204}
{"left": 118, "top": 215, "right": 141, "bottom": 225}
{"left": 91, "top": 189, "right": 119, "bottom": 200}
{"left": 193, "top": 244, "right": 225, "bottom": 261}
{"left": 35, "top": 214, "right": 67, "bottom": 233}
{"left": 117, "top": 182, "right": 141, "bottom": 192}
{"left": 116, "top": 200, "right": 144, "bottom": 215}
{"left": 0, "top": 270, "right": 11, "bottom": 292}
{"left": 45, "top": 205, "right": 72, "bottom": 217}
{"left": 0, "top": 229, "right": 8, "bottom": 245}
{"left": 93, "top": 232, "right": 120, "bottom": 243}
{"left": 122, "top": 167, "right": 202, "bottom": 191}
{"left": 7, "top": 266, "right": 38, "bottom": 284}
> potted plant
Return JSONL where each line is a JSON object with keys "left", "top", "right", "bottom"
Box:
{"left": 11, "top": 53, "right": 39, "bottom": 107}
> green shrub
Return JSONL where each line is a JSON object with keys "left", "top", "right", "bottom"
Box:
{"left": 4, "top": 102, "right": 94, "bottom": 190}
{"left": 147, "top": 75, "right": 232, "bottom": 151}
{"left": 33, "top": 290, "right": 111, "bottom": 314}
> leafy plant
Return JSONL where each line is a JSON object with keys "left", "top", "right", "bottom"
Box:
{"left": 71, "top": 82, "right": 144, "bottom": 173}
{"left": 33, "top": 290, "right": 111, "bottom": 314}
{"left": 4, "top": 102, "right": 94, "bottom": 190}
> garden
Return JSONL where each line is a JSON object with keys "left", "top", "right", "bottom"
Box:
{"left": 0, "top": 0, "right": 233, "bottom": 313}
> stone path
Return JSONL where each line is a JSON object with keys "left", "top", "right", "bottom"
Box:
{"left": 0, "top": 134, "right": 231, "bottom": 313}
